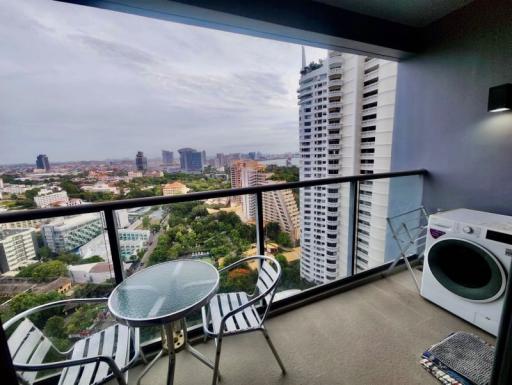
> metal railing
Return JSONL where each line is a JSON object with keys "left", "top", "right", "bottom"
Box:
{"left": 0, "top": 169, "right": 427, "bottom": 286}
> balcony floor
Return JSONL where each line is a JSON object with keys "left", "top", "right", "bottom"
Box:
{"left": 120, "top": 270, "right": 495, "bottom": 385}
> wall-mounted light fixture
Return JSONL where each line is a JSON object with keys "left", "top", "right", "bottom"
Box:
{"left": 488, "top": 83, "right": 512, "bottom": 112}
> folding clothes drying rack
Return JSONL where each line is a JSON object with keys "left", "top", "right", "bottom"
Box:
{"left": 385, "top": 206, "right": 430, "bottom": 292}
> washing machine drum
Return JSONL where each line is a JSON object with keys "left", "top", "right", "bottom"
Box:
{"left": 428, "top": 238, "right": 506, "bottom": 302}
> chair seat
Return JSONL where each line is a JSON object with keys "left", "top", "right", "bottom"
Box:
{"left": 7, "top": 317, "right": 133, "bottom": 385}
{"left": 59, "top": 324, "right": 132, "bottom": 385}
{"left": 204, "top": 292, "right": 262, "bottom": 335}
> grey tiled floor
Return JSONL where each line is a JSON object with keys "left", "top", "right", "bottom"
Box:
{"left": 117, "top": 270, "right": 495, "bottom": 385}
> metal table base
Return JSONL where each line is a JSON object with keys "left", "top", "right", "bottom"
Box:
{"left": 137, "top": 319, "right": 217, "bottom": 385}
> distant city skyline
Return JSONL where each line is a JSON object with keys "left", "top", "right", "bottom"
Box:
{"left": 0, "top": 0, "right": 325, "bottom": 164}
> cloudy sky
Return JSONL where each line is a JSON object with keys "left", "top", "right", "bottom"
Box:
{"left": 0, "top": 0, "right": 326, "bottom": 164}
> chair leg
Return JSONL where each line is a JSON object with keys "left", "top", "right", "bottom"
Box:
{"left": 261, "top": 328, "right": 286, "bottom": 374}
{"left": 211, "top": 337, "right": 223, "bottom": 385}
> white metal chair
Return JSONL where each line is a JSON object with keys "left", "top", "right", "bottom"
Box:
{"left": 3, "top": 298, "right": 141, "bottom": 385}
{"left": 201, "top": 255, "right": 286, "bottom": 385}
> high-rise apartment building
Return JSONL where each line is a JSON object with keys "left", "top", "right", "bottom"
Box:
{"left": 298, "top": 49, "right": 397, "bottom": 284}
{"left": 178, "top": 148, "right": 203, "bottom": 173}
{"left": 162, "top": 150, "right": 174, "bottom": 165}
{"left": 0, "top": 228, "right": 37, "bottom": 273}
{"left": 232, "top": 161, "right": 300, "bottom": 243}
{"left": 42, "top": 214, "right": 103, "bottom": 253}
{"left": 36, "top": 154, "right": 50, "bottom": 171}
{"left": 135, "top": 151, "right": 148, "bottom": 172}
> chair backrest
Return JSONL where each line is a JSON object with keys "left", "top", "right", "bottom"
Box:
{"left": 256, "top": 257, "right": 281, "bottom": 307}
{"left": 7, "top": 318, "right": 55, "bottom": 384}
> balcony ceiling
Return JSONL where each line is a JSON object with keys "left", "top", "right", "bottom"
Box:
{"left": 315, "top": 0, "right": 475, "bottom": 27}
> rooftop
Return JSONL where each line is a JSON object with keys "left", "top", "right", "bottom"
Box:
{"left": 114, "top": 269, "right": 495, "bottom": 385}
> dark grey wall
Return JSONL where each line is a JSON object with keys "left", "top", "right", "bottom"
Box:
{"left": 392, "top": 0, "right": 512, "bottom": 215}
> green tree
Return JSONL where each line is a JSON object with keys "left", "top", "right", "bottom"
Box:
{"left": 43, "top": 315, "right": 66, "bottom": 339}
{"left": 142, "top": 216, "right": 151, "bottom": 229}
{"left": 80, "top": 255, "right": 104, "bottom": 264}
{"left": 38, "top": 246, "right": 53, "bottom": 261}
{"left": 265, "top": 222, "right": 281, "bottom": 242}
{"left": 276, "top": 232, "right": 293, "bottom": 248}
{"left": 4, "top": 291, "right": 65, "bottom": 328}
{"left": 56, "top": 252, "right": 81, "bottom": 265}
{"left": 60, "top": 179, "right": 81, "bottom": 195}
{"left": 17, "top": 260, "right": 68, "bottom": 281}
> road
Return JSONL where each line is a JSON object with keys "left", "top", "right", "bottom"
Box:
{"left": 139, "top": 210, "right": 169, "bottom": 267}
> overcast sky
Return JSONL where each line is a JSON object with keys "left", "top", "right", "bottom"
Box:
{"left": 0, "top": 0, "right": 326, "bottom": 164}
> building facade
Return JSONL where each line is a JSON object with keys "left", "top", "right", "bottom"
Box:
{"left": 178, "top": 148, "right": 203, "bottom": 172}
{"left": 42, "top": 213, "right": 103, "bottom": 253}
{"left": 298, "top": 50, "right": 397, "bottom": 284}
{"left": 0, "top": 228, "right": 37, "bottom": 273}
{"left": 162, "top": 150, "right": 174, "bottom": 165}
{"left": 162, "top": 181, "right": 189, "bottom": 196}
{"left": 232, "top": 161, "right": 300, "bottom": 243}
{"left": 34, "top": 190, "right": 69, "bottom": 208}
{"left": 36, "top": 154, "right": 50, "bottom": 171}
{"left": 79, "top": 229, "right": 150, "bottom": 262}
{"left": 135, "top": 151, "right": 148, "bottom": 172}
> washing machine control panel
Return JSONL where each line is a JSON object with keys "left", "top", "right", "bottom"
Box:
{"left": 462, "top": 226, "right": 474, "bottom": 234}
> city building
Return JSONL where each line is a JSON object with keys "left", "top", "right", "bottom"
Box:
{"left": 162, "top": 181, "right": 189, "bottom": 196}
{"left": 234, "top": 161, "right": 300, "bottom": 243}
{"left": 215, "top": 153, "right": 227, "bottom": 169}
{"left": 162, "top": 150, "right": 174, "bottom": 165}
{"left": 229, "top": 159, "right": 261, "bottom": 205}
{"left": 34, "top": 190, "right": 69, "bottom": 208}
{"left": 0, "top": 228, "right": 37, "bottom": 273}
{"left": 135, "top": 151, "right": 148, "bottom": 172}
{"left": 79, "top": 229, "right": 150, "bottom": 262}
{"left": 35, "top": 154, "right": 50, "bottom": 171}
{"left": 0, "top": 219, "right": 43, "bottom": 231}
{"left": 68, "top": 262, "right": 114, "bottom": 284}
{"left": 41, "top": 213, "right": 103, "bottom": 253}
{"left": 178, "top": 148, "right": 203, "bottom": 172}
{"left": 127, "top": 171, "right": 143, "bottom": 179}
{"left": 298, "top": 49, "right": 397, "bottom": 284}
{"left": 1, "top": 184, "right": 30, "bottom": 195}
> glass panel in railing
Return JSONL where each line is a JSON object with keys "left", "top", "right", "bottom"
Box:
{"left": 354, "top": 174, "right": 425, "bottom": 275}
{"left": 0, "top": 213, "right": 116, "bottom": 382}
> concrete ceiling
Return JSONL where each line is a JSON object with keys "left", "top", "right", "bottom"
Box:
{"left": 315, "top": 0, "right": 475, "bottom": 27}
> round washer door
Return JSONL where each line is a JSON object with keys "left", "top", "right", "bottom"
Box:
{"left": 427, "top": 237, "right": 506, "bottom": 302}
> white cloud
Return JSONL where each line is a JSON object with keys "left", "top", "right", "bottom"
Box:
{"left": 0, "top": 0, "right": 326, "bottom": 163}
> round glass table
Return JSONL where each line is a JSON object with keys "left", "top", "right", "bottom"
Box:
{"left": 108, "top": 260, "right": 219, "bottom": 385}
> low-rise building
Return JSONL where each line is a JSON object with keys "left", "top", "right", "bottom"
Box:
{"left": 68, "top": 262, "right": 113, "bottom": 284}
{"left": 34, "top": 190, "right": 69, "bottom": 208}
{"left": 42, "top": 214, "right": 103, "bottom": 253}
{"left": 0, "top": 228, "right": 37, "bottom": 273}
{"left": 79, "top": 229, "right": 150, "bottom": 262}
{"left": 162, "top": 181, "right": 189, "bottom": 196}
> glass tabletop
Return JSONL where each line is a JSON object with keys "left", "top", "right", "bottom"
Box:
{"left": 108, "top": 260, "right": 219, "bottom": 326}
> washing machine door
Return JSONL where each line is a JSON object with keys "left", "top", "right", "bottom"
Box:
{"left": 427, "top": 237, "right": 506, "bottom": 302}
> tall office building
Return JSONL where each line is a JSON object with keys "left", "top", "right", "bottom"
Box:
{"left": 36, "top": 154, "right": 50, "bottom": 171}
{"left": 178, "top": 148, "right": 203, "bottom": 173}
{"left": 0, "top": 228, "right": 37, "bottom": 273}
{"left": 162, "top": 150, "right": 174, "bottom": 165}
{"left": 298, "top": 49, "right": 397, "bottom": 284}
{"left": 135, "top": 151, "right": 148, "bottom": 172}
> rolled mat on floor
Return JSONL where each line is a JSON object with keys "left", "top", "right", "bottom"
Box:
{"left": 420, "top": 332, "right": 494, "bottom": 385}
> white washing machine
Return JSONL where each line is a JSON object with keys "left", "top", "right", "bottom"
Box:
{"left": 421, "top": 208, "right": 512, "bottom": 336}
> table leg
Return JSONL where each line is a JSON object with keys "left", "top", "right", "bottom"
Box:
{"left": 164, "top": 322, "right": 177, "bottom": 385}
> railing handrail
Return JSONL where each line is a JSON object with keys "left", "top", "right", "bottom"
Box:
{"left": 0, "top": 169, "right": 427, "bottom": 223}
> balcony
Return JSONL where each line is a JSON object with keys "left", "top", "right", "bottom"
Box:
{"left": 107, "top": 269, "right": 492, "bottom": 385}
